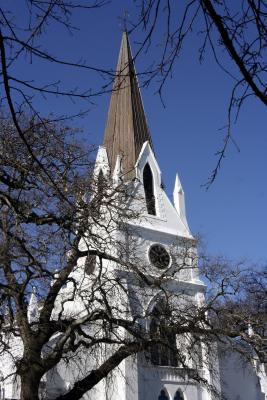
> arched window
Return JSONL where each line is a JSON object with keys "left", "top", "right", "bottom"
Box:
{"left": 93, "top": 169, "right": 105, "bottom": 215}
{"left": 174, "top": 389, "right": 184, "bottom": 400}
{"left": 97, "top": 169, "right": 105, "bottom": 194}
{"left": 150, "top": 302, "right": 177, "bottom": 367}
{"left": 158, "top": 389, "right": 169, "bottom": 400}
{"left": 143, "top": 163, "right": 156, "bottom": 215}
{"left": 85, "top": 254, "right": 96, "bottom": 275}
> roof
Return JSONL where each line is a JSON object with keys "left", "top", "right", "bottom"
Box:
{"left": 103, "top": 31, "right": 154, "bottom": 179}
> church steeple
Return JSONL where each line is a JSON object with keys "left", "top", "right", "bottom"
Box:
{"left": 103, "top": 31, "right": 153, "bottom": 179}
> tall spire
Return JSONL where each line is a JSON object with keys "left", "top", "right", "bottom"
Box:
{"left": 103, "top": 31, "right": 153, "bottom": 179}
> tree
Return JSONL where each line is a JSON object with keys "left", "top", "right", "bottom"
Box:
{"left": 0, "top": 113, "right": 142, "bottom": 399}
{"left": 0, "top": 2, "right": 266, "bottom": 400}
{"left": 0, "top": 114, "right": 266, "bottom": 400}
{"left": 1, "top": 1, "right": 266, "bottom": 184}
{"left": 133, "top": 0, "right": 267, "bottom": 105}
{"left": 0, "top": 1, "right": 113, "bottom": 162}
{"left": 129, "top": 0, "right": 267, "bottom": 185}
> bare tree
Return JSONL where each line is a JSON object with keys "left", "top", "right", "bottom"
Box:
{"left": 0, "top": 115, "right": 266, "bottom": 399}
{"left": 129, "top": 0, "right": 267, "bottom": 185}
{"left": 0, "top": 0, "right": 116, "bottom": 183}
{"left": 0, "top": 3, "right": 266, "bottom": 400}
{"left": 0, "top": 114, "right": 143, "bottom": 399}
{"left": 1, "top": 1, "right": 266, "bottom": 187}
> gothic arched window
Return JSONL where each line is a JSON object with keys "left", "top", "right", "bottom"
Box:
{"left": 158, "top": 389, "right": 169, "bottom": 400}
{"left": 97, "top": 169, "right": 105, "bottom": 194}
{"left": 85, "top": 254, "right": 96, "bottom": 275}
{"left": 143, "top": 163, "right": 156, "bottom": 215}
{"left": 150, "top": 302, "right": 177, "bottom": 367}
{"left": 93, "top": 169, "right": 105, "bottom": 215}
{"left": 174, "top": 389, "right": 184, "bottom": 400}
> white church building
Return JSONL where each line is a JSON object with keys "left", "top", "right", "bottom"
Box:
{"left": 0, "top": 32, "right": 266, "bottom": 400}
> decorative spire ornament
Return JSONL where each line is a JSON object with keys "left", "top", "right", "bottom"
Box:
{"left": 27, "top": 286, "right": 39, "bottom": 324}
{"left": 173, "top": 173, "right": 189, "bottom": 230}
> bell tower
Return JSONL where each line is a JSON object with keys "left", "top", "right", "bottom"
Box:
{"left": 93, "top": 32, "right": 213, "bottom": 400}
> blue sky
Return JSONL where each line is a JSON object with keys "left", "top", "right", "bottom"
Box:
{"left": 10, "top": 1, "right": 267, "bottom": 263}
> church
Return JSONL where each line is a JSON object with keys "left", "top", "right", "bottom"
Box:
{"left": 0, "top": 31, "right": 266, "bottom": 400}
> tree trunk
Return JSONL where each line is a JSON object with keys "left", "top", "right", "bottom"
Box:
{"left": 20, "top": 371, "right": 41, "bottom": 400}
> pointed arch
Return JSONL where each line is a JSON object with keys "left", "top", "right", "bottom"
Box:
{"left": 174, "top": 389, "right": 184, "bottom": 400}
{"left": 84, "top": 254, "right": 96, "bottom": 275}
{"left": 158, "top": 388, "right": 170, "bottom": 400}
{"left": 97, "top": 169, "right": 105, "bottom": 201}
{"left": 150, "top": 301, "right": 177, "bottom": 367}
{"left": 143, "top": 163, "right": 156, "bottom": 215}
{"left": 98, "top": 169, "right": 105, "bottom": 190}
{"left": 92, "top": 169, "right": 106, "bottom": 217}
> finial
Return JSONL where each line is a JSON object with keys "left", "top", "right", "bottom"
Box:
{"left": 248, "top": 321, "right": 254, "bottom": 337}
{"left": 119, "top": 9, "right": 130, "bottom": 32}
{"left": 27, "top": 286, "right": 39, "bottom": 324}
{"left": 173, "top": 173, "right": 190, "bottom": 231}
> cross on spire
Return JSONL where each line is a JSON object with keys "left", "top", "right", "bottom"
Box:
{"left": 119, "top": 9, "right": 130, "bottom": 32}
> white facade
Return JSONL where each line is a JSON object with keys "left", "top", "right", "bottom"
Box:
{"left": 44, "top": 139, "right": 210, "bottom": 400}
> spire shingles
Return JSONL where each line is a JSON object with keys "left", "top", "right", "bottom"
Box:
{"left": 103, "top": 32, "right": 153, "bottom": 179}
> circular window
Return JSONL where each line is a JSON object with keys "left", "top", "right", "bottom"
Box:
{"left": 149, "top": 244, "right": 170, "bottom": 269}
